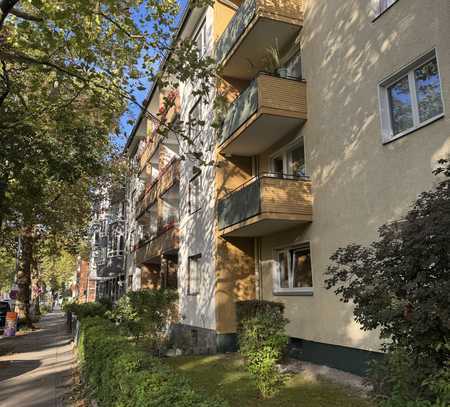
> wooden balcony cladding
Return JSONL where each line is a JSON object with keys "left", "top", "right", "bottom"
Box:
{"left": 135, "top": 226, "right": 179, "bottom": 266}
{"left": 135, "top": 180, "right": 159, "bottom": 219}
{"left": 219, "top": 74, "right": 307, "bottom": 156}
{"left": 216, "top": 0, "right": 304, "bottom": 80}
{"left": 159, "top": 158, "right": 180, "bottom": 196}
{"left": 217, "top": 174, "right": 312, "bottom": 237}
{"left": 139, "top": 133, "right": 161, "bottom": 174}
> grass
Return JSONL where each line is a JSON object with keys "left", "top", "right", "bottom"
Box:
{"left": 166, "top": 353, "right": 375, "bottom": 407}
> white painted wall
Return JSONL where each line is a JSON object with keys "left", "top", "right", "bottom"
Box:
{"left": 178, "top": 7, "right": 218, "bottom": 331}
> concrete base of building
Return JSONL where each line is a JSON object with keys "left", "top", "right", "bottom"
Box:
{"left": 288, "top": 337, "right": 384, "bottom": 376}
{"left": 169, "top": 323, "right": 217, "bottom": 355}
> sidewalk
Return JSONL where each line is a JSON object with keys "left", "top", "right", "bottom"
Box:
{"left": 0, "top": 310, "right": 76, "bottom": 407}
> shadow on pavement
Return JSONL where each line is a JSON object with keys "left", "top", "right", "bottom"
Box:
{"left": 0, "top": 360, "right": 41, "bottom": 382}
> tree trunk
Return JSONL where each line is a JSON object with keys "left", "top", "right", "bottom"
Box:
{"left": 15, "top": 226, "right": 34, "bottom": 327}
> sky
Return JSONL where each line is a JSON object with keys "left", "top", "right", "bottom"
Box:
{"left": 116, "top": 0, "right": 189, "bottom": 150}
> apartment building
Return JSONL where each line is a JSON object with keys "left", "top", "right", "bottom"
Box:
{"left": 74, "top": 259, "right": 96, "bottom": 303}
{"left": 125, "top": 0, "right": 450, "bottom": 374}
{"left": 89, "top": 188, "right": 126, "bottom": 302}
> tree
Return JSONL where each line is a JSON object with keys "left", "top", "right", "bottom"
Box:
{"left": 325, "top": 158, "right": 450, "bottom": 400}
{"left": 0, "top": 247, "right": 15, "bottom": 293}
{"left": 0, "top": 0, "right": 217, "bottom": 326}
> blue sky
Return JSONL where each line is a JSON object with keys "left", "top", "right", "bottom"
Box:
{"left": 116, "top": 0, "right": 188, "bottom": 150}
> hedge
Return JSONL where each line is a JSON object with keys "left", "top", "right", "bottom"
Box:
{"left": 78, "top": 317, "right": 228, "bottom": 407}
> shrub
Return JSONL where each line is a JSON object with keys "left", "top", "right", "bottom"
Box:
{"left": 108, "top": 289, "right": 178, "bottom": 354}
{"left": 326, "top": 159, "right": 450, "bottom": 403}
{"left": 65, "top": 301, "right": 108, "bottom": 320}
{"left": 237, "top": 300, "right": 289, "bottom": 399}
{"left": 78, "top": 316, "right": 227, "bottom": 407}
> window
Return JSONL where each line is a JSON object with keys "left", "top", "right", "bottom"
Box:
{"left": 188, "top": 254, "right": 201, "bottom": 295}
{"left": 274, "top": 243, "right": 313, "bottom": 294}
{"left": 271, "top": 139, "right": 306, "bottom": 178}
{"left": 189, "top": 99, "right": 204, "bottom": 140}
{"left": 379, "top": 0, "right": 397, "bottom": 14}
{"left": 189, "top": 169, "right": 201, "bottom": 214}
{"left": 194, "top": 19, "right": 207, "bottom": 56}
{"left": 379, "top": 51, "right": 444, "bottom": 143}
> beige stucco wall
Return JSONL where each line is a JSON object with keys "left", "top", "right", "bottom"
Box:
{"left": 260, "top": 0, "right": 450, "bottom": 352}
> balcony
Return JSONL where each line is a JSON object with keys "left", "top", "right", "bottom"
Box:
{"left": 135, "top": 225, "right": 179, "bottom": 265}
{"left": 219, "top": 74, "right": 307, "bottom": 156}
{"left": 159, "top": 158, "right": 180, "bottom": 196}
{"left": 139, "top": 134, "right": 161, "bottom": 174}
{"left": 136, "top": 180, "right": 158, "bottom": 219}
{"left": 217, "top": 173, "right": 312, "bottom": 237}
{"left": 216, "top": 0, "right": 304, "bottom": 80}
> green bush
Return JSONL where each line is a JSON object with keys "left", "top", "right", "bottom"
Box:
{"left": 107, "top": 289, "right": 178, "bottom": 353}
{"left": 78, "top": 317, "right": 227, "bottom": 407}
{"left": 65, "top": 301, "right": 108, "bottom": 320}
{"left": 237, "top": 300, "right": 289, "bottom": 399}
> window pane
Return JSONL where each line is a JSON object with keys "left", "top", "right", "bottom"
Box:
{"left": 278, "top": 252, "right": 289, "bottom": 288}
{"left": 291, "top": 248, "right": 312, "bottom": 288}
{"left": 388, "top": 76, "right": 414, "bottom": 135}
{"left": 414, "top": 58, "right": 443, "bottom": 123}
{"left": 289, "top": 145, "right": 306, "bottom": 177}
{"left": 189, "top": 257, "right": 199, "bottom": 294}
{"left": 273, "top": 156, "right": 283, "bottom": 176}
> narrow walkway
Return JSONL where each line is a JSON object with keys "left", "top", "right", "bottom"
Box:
{"left": 0, "top": 310, "right": 75, "bottom": 407}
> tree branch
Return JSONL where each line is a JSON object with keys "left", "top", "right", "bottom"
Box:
{"left": 10, "top": 7, "right": 42, "bottom": 22}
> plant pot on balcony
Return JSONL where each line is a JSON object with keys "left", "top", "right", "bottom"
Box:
{"left": 276, "top": 67, "right": 288, "bottom": 78}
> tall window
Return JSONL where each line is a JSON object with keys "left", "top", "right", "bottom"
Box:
{"left": 189, "top": 169, "right": 201, "bottom": 214}
{"left": 189, "top": 99, "right": 203, "bottom": 140}
{"left": 188, "top": 254, "right": 201, "bottom": 295}
{"left": 194, "top": 19, "right": 207, "bottom": 56}
{"left": 379, "top": 51, "right": 444, "bottom": 142}
{"left": 275, "top": 243, "right": 313, "bottom": 294}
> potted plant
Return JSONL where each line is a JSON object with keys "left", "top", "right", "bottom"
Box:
{"left": 262, "top": 39, "right": 288, "bottom": 78}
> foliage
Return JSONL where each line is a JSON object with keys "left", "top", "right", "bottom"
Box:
{"left": 0, "top": 247, "right": 14, "bottom": 292}
{"left": 108, "top": 288, "right": 178, "bottom": 353}
{"left": 325, "top": 159, "right": 450, "bottom": 403}
{"left": 237, "top": 300, "right": 289, "bottom": 399}
{"left": 65, "top": 301, "right": 108, "bottom": 320}
{"left": 78, "top": 316, "right": 227, "bottom": 407}
{"left": 41, "top": 249, "right": 76, "bottom": 293}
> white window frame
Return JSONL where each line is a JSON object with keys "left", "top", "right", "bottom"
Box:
{"left": 189, "top": 169, "right": 202, "bottom": 214}
{"left": 378, "top": 49, "right": 445, "bottom": 144}
{"left": 269, "top": 137, "right": 307, "bottom": 178}
{"left": 193, "top": 18, "right": 207, "bottom": 57}
{"left": 273, "top": 242, "right": 313, "bottom": 296}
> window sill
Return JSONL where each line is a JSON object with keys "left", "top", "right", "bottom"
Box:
{"left": 273, "top": 289, "right": 313, "bottom": 297}
{"left": 372, "top": 1, "right": 399, "bottom": 23}
{"left": 382, "top": 113, "right": 445, "bottom": 145}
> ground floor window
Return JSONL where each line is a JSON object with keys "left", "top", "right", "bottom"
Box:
{"left": 274, "top": 242, "right": 313, "bottom": 295}
{"left": 188, "top": 254, "right": 201, "bottom": 295}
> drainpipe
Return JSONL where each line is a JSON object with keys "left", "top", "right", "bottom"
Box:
{"left": 254, "top": 237, "right": 263, "bottom": 300}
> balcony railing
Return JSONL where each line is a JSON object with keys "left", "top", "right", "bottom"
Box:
{"left": 216, "top": 0, "right": 304, "bottom": 79}
{"left": 216, "top": 0, "right": 257, "bottom": 65}
{"left": 135, "top": 224, "right": 179, "bottom": 265}
{"left": 219, "top": 74, "right": 307, "bottom": 155}
{"left": 136, "top": 180, "right": 158, "bottom": 219}
{"left": 217, "top": 173, "right": 312, "bottom": 236}
{"left": 159, "top": 158, "right": 180, "bottom": 196}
